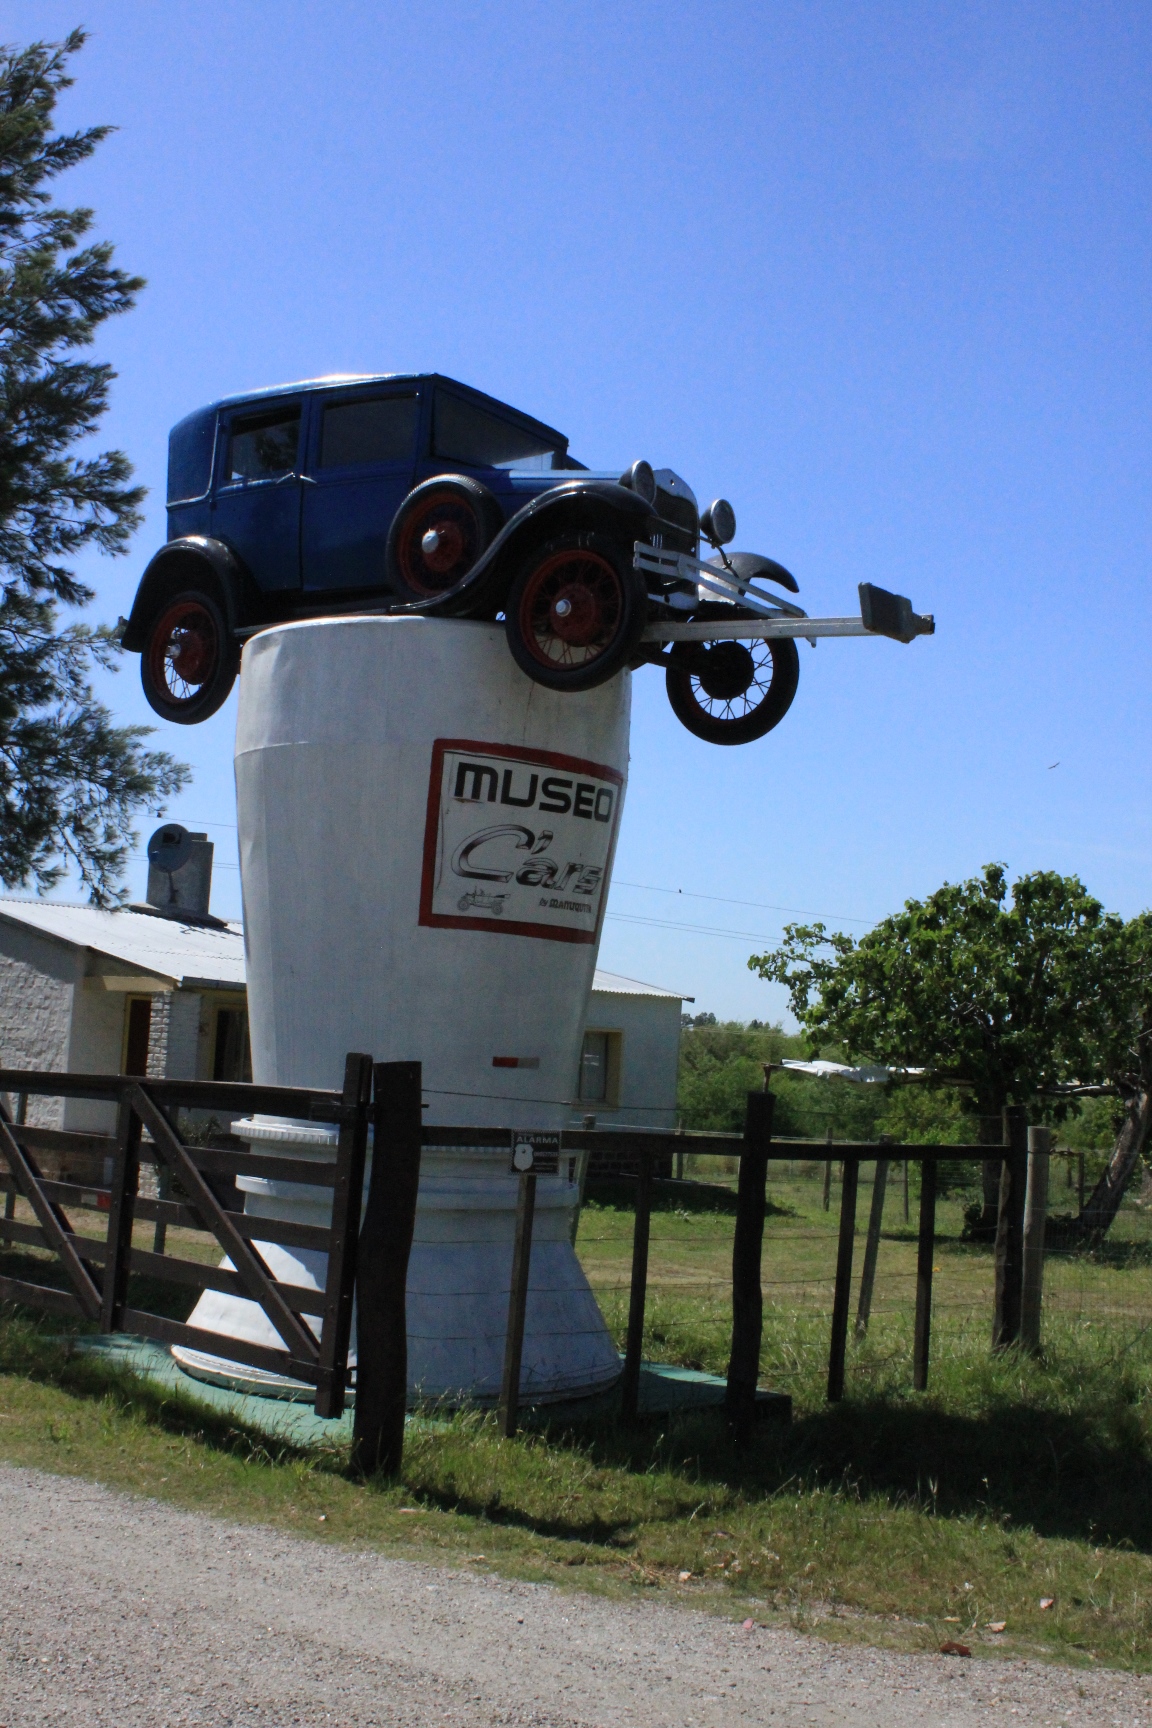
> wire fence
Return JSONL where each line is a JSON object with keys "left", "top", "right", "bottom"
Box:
{"left": 574, "top": 1146, "right": 1152, "bottom": 1407}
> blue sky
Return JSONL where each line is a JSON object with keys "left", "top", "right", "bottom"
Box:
{"left": 13, "top": 1, "right": 1150, "bottom": 1024}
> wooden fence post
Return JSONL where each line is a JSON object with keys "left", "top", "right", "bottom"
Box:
{"left": 1020, "top": 1124, "right": 1051, "bottom": 1356}
{"left": 620, "top": 1141, "right": 653, "bottom": 1422}
{"left": 351, "top": 1061, "right": 423, "bottom": 1477}
{"left": 826, "top": 1156, "right": 859, "bottom": 1402}
{"left": 854, "top": 1149, "right": 890, "bottom": 1338}
{"left": 101, "top": 1090, "right": 142, "bottom": 1334}
{"left": 498, "top": 1170, "right": 537, "bottom": 1439}
{"left": 993, "top": 1106, "right": 1028, "bottom": 1350}
{"left": 725, "top": 1091, "right": 774, "bottom": 1433}
{"left": 3, "top": 1093, "right": 26, "bottom": 1230}
{"left": 912, "top": 1156, "right": 938, "bottom": 1390}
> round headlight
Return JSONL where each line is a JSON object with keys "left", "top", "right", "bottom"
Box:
{"left": 622, "top": 459, "right": 657, "bottom": 505}
{"left": 701, "top": 498, "right": 736, "bottom": 546}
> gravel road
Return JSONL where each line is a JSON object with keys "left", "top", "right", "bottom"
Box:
{"left": 1, "top": 1465, "right": 1148, "bottom": 1727}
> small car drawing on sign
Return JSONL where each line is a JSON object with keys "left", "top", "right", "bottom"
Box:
{"left": 121, "top": 373, "right": 933, "bottom": 743}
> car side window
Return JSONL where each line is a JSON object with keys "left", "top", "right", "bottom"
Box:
{"left": 433, "top": 391, "right": 559, "bottom": 471}
{"left": 319, "top": 395, "right": 419, "bottom": 469}
{"left": 226, "top": 406, "right": 301, "bottom": 484}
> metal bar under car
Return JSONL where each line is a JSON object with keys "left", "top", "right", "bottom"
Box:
{"left": 643, "top": 616, "right": 882, "bottom": 643}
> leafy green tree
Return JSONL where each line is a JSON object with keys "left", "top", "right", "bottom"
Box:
{"left": 1063, "top": 911, "right": 1152, "bottom": 1238}
{"left": 0, "top": 30, "right": 185, "bottom": 901}
{"left": 749, "top": 864, "right": 1132, "bottom": 1229}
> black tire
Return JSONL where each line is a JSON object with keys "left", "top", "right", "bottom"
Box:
{"left": 385, "top": 475, "right": 503, "bottom": 610}
{"left": 665, "top": 620, "right": 799, "bottom": 744}
{"left": 140, "top": 588, "right": 239, "bottom": 724}
{"left": 504, "top": 532, "right": 647, "bottom": 692}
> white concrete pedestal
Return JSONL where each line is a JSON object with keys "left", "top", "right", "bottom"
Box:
{"left": 176, "top": 616, "right": 629, "bottom": 1403}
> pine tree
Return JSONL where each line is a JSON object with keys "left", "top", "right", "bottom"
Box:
{"left": 0, "top": 29, "right": 186, "bottom": 903}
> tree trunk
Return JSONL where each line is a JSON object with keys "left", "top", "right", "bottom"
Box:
{"left": 1078, "top": 1088, "right": 1151, "bottom": 1240}
{"left": 976, "top": 1104, "right": 1006, "bottom": 1238}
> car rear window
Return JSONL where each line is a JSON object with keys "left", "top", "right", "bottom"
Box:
{"left": 226, "top": 406, "right": 301, "bottom": 482}
{"left": 319, "top": 395, "right": 419, "bottom": 468}
{"left": 433, "top": 391, "right": 561, "bottom": 471}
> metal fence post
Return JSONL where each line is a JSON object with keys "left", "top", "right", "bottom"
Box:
{"left": 499, "top": 1170, "right": 537, "bottom": 1439}
{"left": 620, "top": 1141, "right": 653, "bottom": 1422}
{"left": 826, "top": 1156, "right": 860, "bottom": 1401}
{"left": 725, "top": 1090, "right": 774, "bottom": 1433}
{"left": 1020, "top": 1124, "right": 1051, "bottom": 1356}
{"left": 854, "top": 1147, "right": 890, "bottom": 1338}
{"left": 351, "top": 1061, "right": 423, "bottom": 1477}
{"left": 315, "top": 1052, "right": 374, "bottom": 1419}
{"left": 993, "top": 1106, "right": 1028, "bottom": 1350}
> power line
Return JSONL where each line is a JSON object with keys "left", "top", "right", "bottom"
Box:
{"left": 604, "top": 911, "right": 783, "bottom": 945}
{"left": 612, "top": 879, "right": 870, "bottom": 926}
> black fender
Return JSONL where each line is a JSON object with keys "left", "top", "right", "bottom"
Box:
{"left": 711, "top": 550, "right": 800, "bottom": 595}
{"left": 121, "top": 537, "right": 251, "bottom": 651}
{"left": 403, "top": 479, "right": 657, "bottom": 614}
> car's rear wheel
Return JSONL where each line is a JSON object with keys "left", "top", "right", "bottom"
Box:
{"left": 140, "top": 590, "right": 239, "bottom": 724}
{"left": 504, "top": 532, "right": 647, "bottom": 692}
{"left": 386, "top": 476, "right": 502, "bottom": 610}
{"left": 665, "top": 626, "right": 799, "bottom": 744}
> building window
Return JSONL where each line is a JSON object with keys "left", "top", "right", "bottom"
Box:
{"left": 123, "top": 997, "right": 153, "bottom": 1076}
{"left": 579, "top": 1030, "right": 620, "bottom": 1105}
{"left": 212, "top": 1006, "right": 252, "bottom": 1082}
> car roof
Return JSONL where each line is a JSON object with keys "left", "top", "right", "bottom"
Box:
{"left": 187, "top": 372, "right": 567, "bottom": 448}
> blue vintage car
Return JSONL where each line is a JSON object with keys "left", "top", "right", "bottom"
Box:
{"left": 123, "top": 373, "right": 927, "bottom": 742}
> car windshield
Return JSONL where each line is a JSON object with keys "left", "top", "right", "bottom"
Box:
{"left": 227, "top": 406, "right": 301, "bottom": 482}
{"left": 433, "top": 391, "right": 562, "bottom": 471}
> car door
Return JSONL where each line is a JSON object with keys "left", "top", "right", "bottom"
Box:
{"left": 300, "top": 386, "right": 421, "bottom": 591}
{"left": 210, "top": 398, "right": 305, "bottom": 592}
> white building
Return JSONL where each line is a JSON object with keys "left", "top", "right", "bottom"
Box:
{"left": 0, "top": 895, "right": 685, "bottom": 1137}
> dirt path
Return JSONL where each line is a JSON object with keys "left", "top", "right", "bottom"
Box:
{"left": 1, "top": 1466, "right": 1147, "bottom": 1726}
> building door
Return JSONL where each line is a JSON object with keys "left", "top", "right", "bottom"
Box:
{"left": 123, "top": 997, "right": 153, "bottom": 1076}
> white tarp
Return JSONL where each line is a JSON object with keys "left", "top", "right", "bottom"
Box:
{"left": 778, "top": 1058, "right": 924, "bottom": 1085}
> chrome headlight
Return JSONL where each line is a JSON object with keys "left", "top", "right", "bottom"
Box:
{"left": 622, "top": 459, "right": 657, "bottom": 505}
{"left": 701, "top": 498, "right": 736, "bottom": 546}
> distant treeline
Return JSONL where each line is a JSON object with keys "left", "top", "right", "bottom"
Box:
{"left": 677, "top": 1017, "right": 1122, "bottom": 1152}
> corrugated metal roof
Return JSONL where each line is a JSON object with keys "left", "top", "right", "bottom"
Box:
{"left": 591, "top": 969, "right": 685, "bottom": 1001}
{"left": 0, "top": 899, "right": 246, "bottom": 989}
{"left": 0, "top": 902, "right": 684, "bottom": 1003}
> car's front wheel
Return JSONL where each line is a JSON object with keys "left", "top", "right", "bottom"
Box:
{"left": 665, "top": 628, "right": 799, "bottom": 744}
{"left": 140, "top": 590, "right": 239, "bottom": 724}
{"left": 504, "top": 533, "right": 647, "bottom": 692}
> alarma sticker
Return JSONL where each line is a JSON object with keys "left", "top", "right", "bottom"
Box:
{"left": 419, "top": 739, "right": 624, "bottom": 943}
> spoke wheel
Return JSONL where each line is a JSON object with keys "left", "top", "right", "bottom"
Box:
{"left": 666, "top": 633, "right": 799, "bottom": 744}
{"left": 505, "top": 533, "right": 645, "bottom": 691}
{"left": 386, "top": 476, "right": 502, "bottom": 609}
{"left": 140, "top": 590, "right": 238, "bottom": 724}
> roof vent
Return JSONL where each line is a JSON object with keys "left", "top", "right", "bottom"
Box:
{"left": 145, "top": 823, "right": 215, "bottom": 920}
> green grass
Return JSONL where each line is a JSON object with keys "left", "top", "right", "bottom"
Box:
{"left": 2, "top": 1163, "right": 1152, "bottom": 1671}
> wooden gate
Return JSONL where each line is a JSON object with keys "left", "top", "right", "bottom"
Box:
{"left": 0, "top": 1053, "right": 373, "bottom": 1418}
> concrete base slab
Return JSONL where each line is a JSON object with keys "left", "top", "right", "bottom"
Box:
{"left": 75, "top": 1337, "right": 790, "bottom": 1447}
